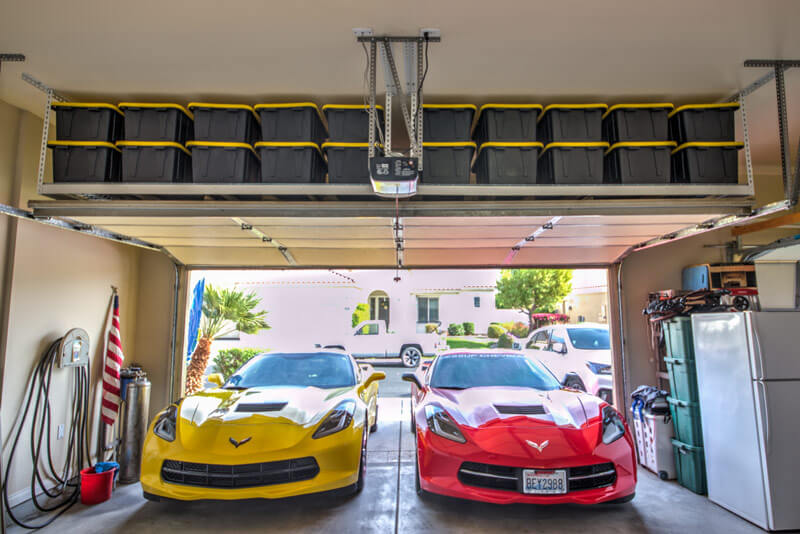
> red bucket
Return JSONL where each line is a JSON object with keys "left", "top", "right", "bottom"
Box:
{"left": 80, "top": 467, "right": 115, "bottom": 505}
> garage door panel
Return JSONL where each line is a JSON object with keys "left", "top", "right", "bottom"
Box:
{"left": 242, "top": 217, "right": 393, "bottom": 227}
{"left": 277, "top": 238, "right": 395, "bottom": 249}
{"left": 289, "top": 248, "right": 397, "bottom": 267}
{"left": 404, "top": 238, "right": 518, "bottom": 248}
{"left": 405, "top": 248, "right": 511, "bottom": 266}
{"left": 405, "top": 216, "right": 552, "bottom": 228}
{"left": 253, "top": 225, "right": 393, "bottom": 240}
{"left": 533, "top": 235, "right": 641, "bottom": 247}
{"left": 405, "top": 226, "right": 538, "bottom": 240}
{"left": 166, "top": 246, "right": 287, "bottom": 266}
{"left": 547, "top": 223, "right": 693, "bottom": 238}
{"left": 98, "top": 225, "right": 246, "bottom": 239}
{"left": 145, "top": 237, "right": 263, "bottom": 247}
{"left": 557, "top": 215, "right": 720, "bottom": 226}
{"left": 72, "top": 216, "right": 238, "bottom": 227}
{"left": 512, "top": 246, "right": 630, "bottom": 265}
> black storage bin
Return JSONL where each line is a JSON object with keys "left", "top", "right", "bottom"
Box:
{"left": 51, "top": 103, "right": 124, "bottom": 142}
{"left": 672, "top": 142, "right": 743, "bottom": 184}
{"left": 118, "top": 141, "right": 192, "bottom": 183}
{"left": 473, "top": 142, "right": 542, "bottom": 184}
{"left": 118, "top": 103, "right": 194, "bottom": 144}
{"left": 422, "top": 105, "right": 477, "bottom": 142}
{"left": 188, "top": 103, "right": 259, "bottom": 144}
{"left": 421, "top": 142, "right": 476, "bottom": 184}
{"left": 604, "top": 142, "right": 676, "bottom": 184}
{"left": 473, "top": 104, "right": 542, "bottom": 145}
{"left": 186, "top": 142, "right": 260, "bottom": 183}
{"left": 537, "top": 142, "right": 608, "bottom": 184}
{"left": 255, "top": 142, "right": 327, "bottom": 184}
{"left": 537, "top": 104, "right": 607, "bottom": 143}
{"left": 322, "top": 142, "right": 376, "bottom": 184}
{"left": 669, "top": 103, "right": 739, "bottom": 144}
{"left": 323, "top": 104, "right": 384, "bottom": 142}
{"left": 602, "top": 104, "right": 673, "bottom": 144}
{"left": 48, "top": 141, "right": 120, "bottom": 182}
{"left": 256, "top": 103, "right": 327, "bottom": 145}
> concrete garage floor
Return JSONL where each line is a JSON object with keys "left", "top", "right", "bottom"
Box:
{"left": 8, "top": 398, "right": 762, "bottom": 534}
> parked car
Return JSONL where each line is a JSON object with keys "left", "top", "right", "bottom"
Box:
{"left": 141, "top": 350, "right": 385, "bottom": 502}
{"left": 402, "top": 350, "right": 636, "bottom": 504}
{"left": 318, "top": 320, "right": 441, "bottom": 367}
{"left": 515, "top": 323, "right": 613, "bottom": 404}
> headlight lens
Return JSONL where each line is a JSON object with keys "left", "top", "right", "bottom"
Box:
{"left": 601, "top": 405, "right": 625, "bottom": 444}
{"left": 153, "top": 404, "right": 178, "bottom": 442}
{"left": 424, "top": 405, "right": 466, "bottom": 443}
{"left": 313, "top": 400, "right": 356, "bottom": 439}
{"left": 586, "top": 361, "right": 612, "bottom": 375}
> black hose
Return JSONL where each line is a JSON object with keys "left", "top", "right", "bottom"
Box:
{"left": 2, "top": 337, "right": 91, "bottom": 529}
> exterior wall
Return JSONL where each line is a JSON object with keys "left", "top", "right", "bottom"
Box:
{"left": 563, "top": 291, "right": 608, "bottom": 324}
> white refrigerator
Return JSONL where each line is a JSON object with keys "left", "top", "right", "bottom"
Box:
{"left": 691, "top": 311, "right": 800, "bottom": 531}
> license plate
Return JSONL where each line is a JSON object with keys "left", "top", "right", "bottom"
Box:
{"left": 522, "top": 469, "right": 567, "bottom": 494}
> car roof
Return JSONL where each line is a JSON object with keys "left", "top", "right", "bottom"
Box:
{"left": 435, "top": 348, "right": 527, "bottom": 357}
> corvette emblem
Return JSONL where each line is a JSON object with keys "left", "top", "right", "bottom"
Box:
{"left": 229, "top": 436, "right": 252, "bottom": 448}
{"left": 526, "top": 440, "right": 549, "bottom": 452}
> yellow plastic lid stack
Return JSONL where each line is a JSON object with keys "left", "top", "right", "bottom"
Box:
{"left": 538, "top": 104, "right": 608, "bottom": 122}
{"left": 255, "top": 102, "right": 325, "bottom": 122}
{"left": 422, "top": 142, "right": 478, "bottom": 148}
{"left": 186, "top": 141, "right": 259, "bottom": 158}
{"left": 668, "top": 103, "right": 739, "bottom": 118}
{"left": 603, "top": 103, "right": 674, "bottom": 119}
{"left": 423, "top": 104, "right": 478, "bottom": 110}
{"left": 47, "top": 140, "right": 121, "bottom": 151}
{"left": 540, "top": 142, "right": 609, "bottom": 156}
{"left": 671, "top": 141, "right": 744, "bottom": 155}
{"left": 51, "top": 102, "right": 124, "bottom": 116}
{"left": 116, "top": 141, "right": 192, "bottom": 156}
{"left": 476, "top": 141, "right": 544, "bottom": 157}
{"left": 322, "top": 104, "right": 385, "bottom": 111}
{"left": 187, "top": 103, "right": 260, "bottom": 122}
{"left": 254, "top": 141, "right": 323, "bottom": 157}
{"left": 605, "top": 141, "right": 677, "bottom": 155}
{"left": 118, "top": 103, "right": 193, "bottom": 120}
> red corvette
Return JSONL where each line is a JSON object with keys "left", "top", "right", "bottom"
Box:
{"left": 402, "top": 350, "right": 636, "bottom": 505}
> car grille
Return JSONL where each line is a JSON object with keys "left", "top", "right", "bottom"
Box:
{"left": 235, "top": 402, "right": 287, "bottom": 412}
{"left": 494, "top": 404, "right": 547, "bottom": 415}
{"left": 161, "top": 457, "right": 319, "bottom": 489}
{"left": 458, "top": 461, "right": 616, "bottom": 493}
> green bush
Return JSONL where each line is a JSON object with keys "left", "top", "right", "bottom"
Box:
{"left": 213, "top": 348, "right": 265, "bottom": 380}
{"left": 487, "top": 324, "right": 506, "bottom": 339}
{"left": 462, "top": 322, "right": 475, "bottom": 336}
{"left": 510, "top": 322, "right": 530, "bottom": 338}
{"left": 497, "top": 332, "right": 515, "bottom": 349}
{"left": 425, "top": 323, "right": 439, "bottom": 334}
{"left": 351, "top": 303, "right": 370, "bottom": 327}
{"left": 447, "top": 323, "right": 465, "bottom": 336}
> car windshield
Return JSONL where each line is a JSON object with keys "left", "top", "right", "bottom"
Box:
{"left": 430, "top": 354, "right": 560, "bottom": 390}
{"left": 224, "top": 352, "right": 356, "bottom": 389}
{"left": 567, "top": 328, "right": 610, "bottom": 350}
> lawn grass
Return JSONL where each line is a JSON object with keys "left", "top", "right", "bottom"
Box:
{"left": 445, "top": 337, "right": 493, "bottom": 349}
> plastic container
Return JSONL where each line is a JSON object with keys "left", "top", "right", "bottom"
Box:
{"left": 537, "top": 104, "right": 607, "bottom": 143}
{"left": 672, "top": 142, "right": 743, "bottom": 184}
{"left": 255, "top": 103, "right": 327, "bottom": 145}
{"left": 671, "top": 439, "right": 707, "bottom": 495}
{"left": 117, "top": 141, "right": 192, "bottom": 183}
{"left": 118, "top": 103, "right": 194, "bottom": 144}
{"left": 667, "top": 396, "right": 703, "bottom": 446}
{"left": 472, "top": 104, "right": 542, "bottom": 145}
{"left": 322, "top": 142, "right": 375, "bottom": 184}
{"left": 188, "top": 103, "right": 260, "bottom": 144}
{"left": 322, "top": 104, "right": 384, "bottom": 142}
{"left": 663, "top": 317, "right": 695, "bottom": 359}
{"left": 421, "top": 142, "right": 476, "bottom": 184}
{"left": 423, "top": 104, "right": 477, "bottom": 142}
{"left": 255, "top": 142, "right": 327, "bottom": 184}
{"left": 669, "top": 103, "right": 739, "bottom": 144}
{"left": 604, "top": 142, "right": 676, "bottom": 184}
{"left": 80, "top": 467, "right": 116, "bottom": 505}
{"left": 537, "top": 142, "right": 608, "bottom": 184}
{"left": 473, "top": 142, "right": 542, "bottom": 184}
{"left": 664, "top": 357, "right": 700, "bottom": 403}
{"left": 51, "top": 102, "right": 124, "bottom": 142}
{"left": 48, "top": 141, "right": 121, "bottom": 182}
{"left": 186, "top": 141, "right": 260, "bottom": 183}
{"left": 602, "top": 104, "right": 673, "bottom": 144}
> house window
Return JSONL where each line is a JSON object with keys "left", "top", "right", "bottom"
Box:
{"left": 417, "top": 297, "right": 439, "bottom": 323}
{"left": 474, "top": 296, "right": 481, "bottom": 308}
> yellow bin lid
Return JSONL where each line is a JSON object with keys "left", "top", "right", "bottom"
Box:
{"left": 538, "top": 104, "right": 608, "bottom": 122}
{"left": 671, "top": 141, "right": 744, "bottom": 155}
{"left": 48, "top": 140, "right": 121, "bottom": 151}
{"left": 117, "top": 141, "right": 191, "bottom": 156}
{"left": 540, "top": 142, "right": 609, "bottom": 157}
{"left": 186, "top": 141, "right": 259, "bottom": 157}
{"left": 668, "top": 103, "right": 739, "bottom": 118}
{"left": 602, "top": 103, "right": 674, "bottom": 119}
{"left": 118, "top": 103, "right": 193, "bottom": 120}
{"left": 422, "top": 142, "right": 477, "bottom": 149}
{"left": 51, "top": 102, "right": 124, "bottom": 116}
{"left": 255, "top": 141, "right": 322, "bottom": 157}
{"left": 605, "top": 141, "right": 677, "bottom": 155}
{"left": 477, "top": 141, "right": 544, "bottom": 157}
{"left": 187, "top": 103, "right": 259, "bottom": 122}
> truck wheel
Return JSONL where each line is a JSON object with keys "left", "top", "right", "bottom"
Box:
{"left": 401, "top": 346, "right": 422, "bottom": 368}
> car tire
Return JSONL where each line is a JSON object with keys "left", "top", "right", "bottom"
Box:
{"left": 401, "top": 346, "right": 422, "bottom": 368}
{"left": 353, "top": 425, "right": 368, "bottom": 494}
{"left": 564, "top": 375, "right": 587, "bottom": 392}
{"left": 370, "top": 404, "right": 378, "bottom": 433}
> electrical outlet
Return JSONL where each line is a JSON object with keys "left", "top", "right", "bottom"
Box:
{"left": 419, "top": 28, "right": 441, "bottom": 39}
{"left": 57, "top": 424, "right": 65, "bottom": 440}
{"left": 352, "top": 28, "right": 373, "bottom": 38}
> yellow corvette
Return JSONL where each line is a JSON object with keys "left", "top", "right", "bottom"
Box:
{"left": 141, "top": 351, "right": 385, "bottom": 501}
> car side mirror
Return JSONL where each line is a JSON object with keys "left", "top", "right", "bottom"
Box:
{"left": 359, "top": 371, "right": 386, "bottom": 394}
{"left": 552, "top": 342, "right": 567, "bottom": 354}
{"left": 207, "top": 373, "right": 224, "bottom": 387}
{"left": 402, "top": 373, "right": 423, "bottom": 389}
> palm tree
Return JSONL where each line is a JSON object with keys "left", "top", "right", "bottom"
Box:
{"left": 184, "top": 285, "right": 270, "bottom": 394}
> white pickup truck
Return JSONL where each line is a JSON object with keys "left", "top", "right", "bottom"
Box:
{"left": 319, "top": 320, "right": 440, "bottom": 367}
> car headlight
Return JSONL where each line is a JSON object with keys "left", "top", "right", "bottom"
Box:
{"left": 601, "top": 405, "right": 625, "bottom": 444}
{"left": 313, "top": 400, "right": 356, "bottom": 439}
{"left": 424, "top": 405, "right": 466, "bottom": 444}
{"left": 586, "top": 361, "right": 612, "bottom": 375}
{"left": 153, "top": 404, "right": 178, "bottom": 442}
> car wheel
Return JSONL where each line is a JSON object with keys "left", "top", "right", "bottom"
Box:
{"left": 370, "top": 403, "right": 378, "bottom": 433}
{"left": 401, "top": 346, "right": 422, "bottom": 368}
{"left": 564, "top": 375, "right": 587, "bottom": 391}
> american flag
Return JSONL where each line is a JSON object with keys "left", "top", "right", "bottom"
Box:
{"left": 101, "top": 294, "right": 125, "bottom": 426}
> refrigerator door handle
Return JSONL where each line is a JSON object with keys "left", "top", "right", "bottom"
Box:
{"left": 750, "top": 320, "right": 765, "bottom": 379}
{"left": 756, "top": 380, "right": 770, "bottom": 456}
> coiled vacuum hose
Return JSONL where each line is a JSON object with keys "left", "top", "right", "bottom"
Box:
{"left": 2, "top": 337, "right": 91, "bottom": 529}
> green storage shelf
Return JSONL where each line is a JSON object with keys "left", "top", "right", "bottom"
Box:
{"left": 667, "top": 397, "right": 703, "bottom": 446}
{"left": 664, "top": 357, "right": 700, "bottom": 403}
{"left": 663, "top": 317, "right": 695, "bottom": 360}
{"left": 671, "top": 439, "right": 707, "bottom": 495}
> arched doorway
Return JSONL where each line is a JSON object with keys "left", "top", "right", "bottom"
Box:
{"left": 368, "top": 290, "right": 390, "bottom": 328}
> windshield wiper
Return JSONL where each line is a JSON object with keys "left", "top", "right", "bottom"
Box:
{"left": 221, "top": 386, "right": 247, "bottom": 390}
{"left": 435, "top": 386, "right": 468, "bottom": 390}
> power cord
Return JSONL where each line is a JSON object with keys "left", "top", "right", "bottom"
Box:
{"left": 2, "top": 338, "right": 91, "bottom": 529}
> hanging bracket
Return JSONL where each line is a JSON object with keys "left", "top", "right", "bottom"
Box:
{"left": 0, "top": 53, "right": 25, "bottom": 72}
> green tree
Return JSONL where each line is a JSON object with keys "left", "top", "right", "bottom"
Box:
{"left": 351, "top": 303, "right": 370, "bottom": 327}
{"left": 495, "top": 269, "right": 573, "bottom": 329}
{"left": 185, "top": 285, "right": 270, "bottom": 394}
{"left": 213, "top": 348, "right": 266, "bottom": 380}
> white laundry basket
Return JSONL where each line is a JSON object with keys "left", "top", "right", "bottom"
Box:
{"left": 631, "top": 405, "right": 676, "bottom": 480}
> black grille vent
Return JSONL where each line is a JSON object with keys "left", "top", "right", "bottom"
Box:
{"left": 161, "top": 457, "right": 318, "bottom": 489}
{"left": 457, "top": 461, "right": 616, "bottom": 494}
{"left": 235, "top": 402, "right": 287, "bottom": 413}
{"left": 494, "top": 404, "right": 547, "bottom": 415}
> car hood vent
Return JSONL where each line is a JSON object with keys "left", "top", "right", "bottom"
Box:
{"left": 235, "top": 402, "right": 288, "bottom": 413}
{"left": 494, "top": 404, "right": 547, "bottom": 415}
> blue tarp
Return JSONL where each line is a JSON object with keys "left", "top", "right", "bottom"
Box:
{"left": 186, "top": 278, "right": 205, "bottom": 360}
